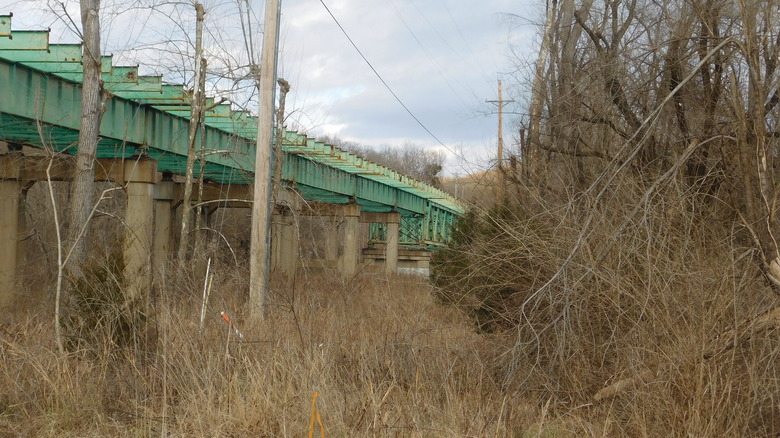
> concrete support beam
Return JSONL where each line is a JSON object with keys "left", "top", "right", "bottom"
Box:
{"left": 303, "top": 201, "right": 360, "bottom": 217}
{"left": 0, "top": 153, "right": 73, "bottom": 181}
{"left": 362, "top": 248, "right": 433, "bottom": 270}
{"left": 0, "top": 154, "right": 154, "bottom": 184}
{"left": 122, "top": 158, "right": 156, "bottom": 302}
{"left": 173, "top": 182, "right": 253, "bottom": 209}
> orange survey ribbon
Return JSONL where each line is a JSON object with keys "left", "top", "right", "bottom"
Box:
{"left": 220, "top": 311, "right": 244, "bottom": 339}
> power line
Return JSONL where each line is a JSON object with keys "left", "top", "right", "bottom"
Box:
{"left": 318, "top": 0, "right": 465, "bottom": 160}
{"left": 385, "top": 0, "right": 472, "bottom": 112}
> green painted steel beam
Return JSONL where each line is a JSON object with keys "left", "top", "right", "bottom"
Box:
{"left": 281, "top": 131, "right": 463, "bottom": 214}
{"left": 0, "top": 43, "right": 81, "bottom": 62}
{"left": 105, "top": 76, "right": 163, "bottom": 93}
{"left": 55, "top": 66, "right": 160, "bottom": 90}
{"left": 282, "top": 152, "right": 435, "bottom": 215}
{"left": 0, "top": 113, "right": 252, "bottom": 184}
{"left": 0, "top": 21, "right": 463, "bottom": 244}
{"left": 17, "top": 56, "right": 112, "bottom": 74}
{"left": 150, "top": 97, "right": 221, "bottom": 112}
{"left": 117, "top": 84, "right": 190, "bottom": 104}
{"left": 0, "top": 61, "right": 255, "bottom": 172}
{"left": 0, "top": 15, "right": 10, "bottom": 37}
{"left": 0, "top": 30, "right": 48, "bottom": 50}
{"left": 105, "top": 66, "right": 141, "bottom": 82}
{"left": 0, "top": 59, "right": 463, "bottom": 218}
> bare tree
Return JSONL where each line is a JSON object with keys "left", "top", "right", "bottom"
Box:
{"left": 327, "top": 137, "right": 445, "bottom": 187}
{"left": 66, "top": 0, "right": 102, "bottom": 279}
{"left": 177, "top": 2, "right": 206, "bottom": 266}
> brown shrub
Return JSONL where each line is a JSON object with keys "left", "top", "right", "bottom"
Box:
{"left": 432, "top": 173, "right": 780, "bottom": 437}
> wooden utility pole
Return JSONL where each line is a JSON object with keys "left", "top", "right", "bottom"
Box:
{"left": 486, "top": 80, "right": 514, "bottom": 204}
{"left": 178, "top": 3, "right": 206, "bottom": 266}
{"left": 249, "top": 0, "right": 282, "bottom": 318}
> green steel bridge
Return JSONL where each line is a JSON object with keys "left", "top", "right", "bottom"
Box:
{"left": 0, "top": 14, "right": 463, "bottom": 249}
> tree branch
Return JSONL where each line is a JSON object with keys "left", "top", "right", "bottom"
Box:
{"left": 594, "top": 305, "right": 780, "bottom": 402}
{"left": 538, "top": 143, "right": 610, "bottom": 160}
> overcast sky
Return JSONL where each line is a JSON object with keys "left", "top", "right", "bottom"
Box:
{"left": 2, "top": 0, "right": 543, "bottom": 175}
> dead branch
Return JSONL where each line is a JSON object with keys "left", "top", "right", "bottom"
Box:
{"left": 593, "top": 305, "right": 780, "bottom": 402}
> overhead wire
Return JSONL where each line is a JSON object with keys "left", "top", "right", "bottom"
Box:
{"left": 317, "top": 0, "right": 470, "bottom": 163}
{"left": 394, "top": 0, "right": 503, "bottom": 173}
{"left": 385, "top": 0, "right": 472, "bottom": 113}
{"left": 410, "top": 0, "right": 492, "bottom": 90}
{"left": 438, "top": 0, "right": 492, "bottom": 80}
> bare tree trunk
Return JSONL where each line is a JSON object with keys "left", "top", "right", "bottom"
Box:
{"left": 552, "top": 0, "right": 594, "bottom": 190}
{"left": 66, "top": 0, "right": 102, "bottom": 279}
{"left": 730, "top": 0, "right": 780, "bottom": 289}
{"left": 193, "top": 57, "right": 209, "bottom": 269}
{"left": 526, "top": 0, "right": 556, "bottom": 174}
{"left": 272, "top": 78, "right": 290, "bottom": 201}
{"left": 177, "top": 3, "right": 205, "bottom": 266}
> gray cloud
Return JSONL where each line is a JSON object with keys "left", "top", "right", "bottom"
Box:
{"left": 0, "top": 0, "right": 541, "bottom": 174}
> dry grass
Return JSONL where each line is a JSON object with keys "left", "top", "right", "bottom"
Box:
{"left": 0, "top": 267, "right": 564, "bottom": 437}
{"left": 6, "top": 150, "right": 778, "bottom": 437}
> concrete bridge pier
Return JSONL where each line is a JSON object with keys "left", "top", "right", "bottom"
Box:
{"left": 339, "top": 204, "right": 361, "bottom": 279}
{"left": 360, "top": 211, "right": 401, "bottom": 274}
{"left": 302, "top": 202, "right": 362, "bottom": 278}
{"left": 121, "top": 158, "right": 157, "bottom": 302}
{"left": 300, "top": 204, "right": 402, "bottom": 278}
{"left": 0, "top": 153, "right": 160, "bottom": 305}
{"left": 0, "top": 151, "right": 33, "bottom": 306}
{"left": 385, "top": 215, "right": 400, "bottom": 273}
{"left": 0, "top": 160, "right": 23, "bottom": 305}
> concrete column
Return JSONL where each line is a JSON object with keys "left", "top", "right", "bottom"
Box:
{"left": 282, "top": 210, "right": 299, "bottom": 272}
{"left": 283, "top": 211, "right": 298, "bottom": 276}
{"left": 123, "top": 159, "right": 156, "bottom": 302}
{"left": 153, "top": 181, "right": 174, "bottom": 283}
{"left": 385, "top": 213, "right": 401, "bottom": 274}
{"left": 271, "top": 210, "right": 298, "bottom": 281}
{"left": 17, "top": 186, "right": 28, "bottom": 280}
{"left": 271, "top": 188, "right": 300, "bottom": 283}
{"left": 0, "top": 179, "right": 21, "bottom": 306}
{"left": 340, "top": 204, "right": 361, "bottom": 278}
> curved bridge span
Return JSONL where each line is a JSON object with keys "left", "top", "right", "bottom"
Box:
{"left": 0, "top": 14, "right": 464, "bottom": 303}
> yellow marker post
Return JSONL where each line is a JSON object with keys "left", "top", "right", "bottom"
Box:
{"left": 309, "top": 392, "right": 325, "bottom": 438}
